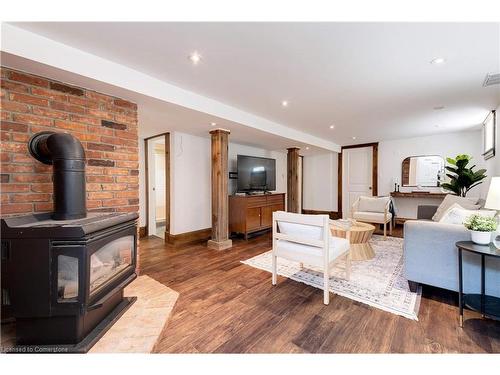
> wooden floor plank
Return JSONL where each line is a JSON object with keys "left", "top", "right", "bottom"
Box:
{"left": 139, "top": 233, "right": 499, "bottom": 353}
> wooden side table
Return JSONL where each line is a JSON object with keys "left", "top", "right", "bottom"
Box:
{"left": 331, "top": 221, "right": 375, "bottom": 261}
{"left": 456, "top": 241, "right": 500, "bottom": 327}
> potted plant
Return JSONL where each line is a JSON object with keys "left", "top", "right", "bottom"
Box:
{"left": 441, "top": 154, "right": 487, "bottom": 197}
{"left": 464, "top": 214, "right": 498, "bottom": 245}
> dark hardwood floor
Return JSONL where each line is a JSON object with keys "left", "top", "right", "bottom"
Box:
{"left": 140, "top": 232, "right": 499, "bottom": 353}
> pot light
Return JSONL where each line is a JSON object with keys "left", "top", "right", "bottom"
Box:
{"left": 305, "top": 147, "right": 310, "bottom": 150}
{"left": 281, "top": 100, "right": 289, "bottom": 107}
{"left": 329, "top": 125, "right": 335, "bottom": 129}
{"left": 352, "top": 136, "right": 357, "bottom": 140}
{"left": 430, "top": 57, "right": 446, "bottom": 65}
{"left": 189, "top": 51, "right": 202, "bottom": 65}
{"left": 210, "top": 122, "right": 217, "bottom": 126}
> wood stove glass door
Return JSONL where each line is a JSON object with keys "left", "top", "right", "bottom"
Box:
{"left": 89, "top": 235, "right": 134, "bottom": 297}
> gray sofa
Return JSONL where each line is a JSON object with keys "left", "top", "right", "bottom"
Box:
{"left": 403, "top": 205, "right": 500, "bottom": 297}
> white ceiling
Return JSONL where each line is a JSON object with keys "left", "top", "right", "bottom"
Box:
{"left": 7, "top": 22, "right": 500, "bottom": 146}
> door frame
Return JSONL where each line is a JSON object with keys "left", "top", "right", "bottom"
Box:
{"left": 144, "top": 132, "right": 170, "bottom": 239}
{"left": 337, "top": 142, "right": 378, "bottom": 218}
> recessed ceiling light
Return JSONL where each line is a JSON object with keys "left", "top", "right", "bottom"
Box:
{"left": 281, "top": 100, "right": 288, "bottom": 107}
{"left": 433, "top": 106, "right": 445, "bottom": 110}
{"left": 210, "top": 122, "right": 217, "bottom": 126}
{"left": 329, "top": 125, "right": 335, "bottom": 129}
{"left": 188, "top": 51, "right": 202, "bottom": 65}
{"left": 305, "top": 147, "right": 310, "bottom": 150}
{"left": 430, "top": 57, "right": 446, "bottom": 65}
{"left": 352, "top": 136, "right": 357, "bottom": 140}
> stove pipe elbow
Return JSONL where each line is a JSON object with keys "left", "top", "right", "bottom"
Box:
{"left": 28, "top": 131, "right": 87, "bottom": 220}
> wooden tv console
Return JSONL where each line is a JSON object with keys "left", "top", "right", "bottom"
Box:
{"left": 229, "top": 193, "right": 285, "bottom": 239}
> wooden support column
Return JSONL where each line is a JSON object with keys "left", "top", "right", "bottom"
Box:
{"left": 287, "top": 147, "right": 300, "bottom": 213}
{"left": 207, "top": 129, "right": 233, "bottom": 251}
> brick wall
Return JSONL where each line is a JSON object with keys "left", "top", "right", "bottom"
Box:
{"left": 0, "top": 67, "right": 139, "bottom": 217}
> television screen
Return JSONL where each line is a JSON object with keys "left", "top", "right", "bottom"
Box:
{"left": 237, "top": 155, "right": 276, "bottom": 192}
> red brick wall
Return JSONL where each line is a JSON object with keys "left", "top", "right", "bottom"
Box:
{"left": 0, "top": 67, "right": 139, "bottom": 217}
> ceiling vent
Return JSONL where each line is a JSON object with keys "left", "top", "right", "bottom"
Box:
{"left": 483, "top": 72, "right": 500, "bottom": 87}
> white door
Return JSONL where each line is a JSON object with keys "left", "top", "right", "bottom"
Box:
{"left": 342, "top": 146, "right": 373, "bottom": 218}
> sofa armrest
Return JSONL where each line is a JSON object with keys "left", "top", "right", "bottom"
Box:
{"left": 417, "top": 205, "right": 438, "bottom": 220}
{"left": 404, "top": 220, "right": 469, "bottom": 290}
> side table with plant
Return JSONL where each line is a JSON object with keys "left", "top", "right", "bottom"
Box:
{"left": 464, "top": 214, "right": 498, "bottom": 245}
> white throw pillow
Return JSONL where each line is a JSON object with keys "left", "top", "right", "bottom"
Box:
{"left": 438, "top": 203, "right": 496, "bottom": 225}
{"left": 432, "top": 195, "right": 480, "bottom": 222}
{"left": 357, "top": 196, "right": 390, "bottom": 213}
{"left": 278, "top": 221, "right": 323, "bottom": 241}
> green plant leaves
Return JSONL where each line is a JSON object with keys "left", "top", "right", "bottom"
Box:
{"left": 441, "top": 154, "right": 487, "bottom": 197}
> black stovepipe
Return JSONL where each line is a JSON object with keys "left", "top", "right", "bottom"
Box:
{"left": 28, "top": 131, "right": 87, "bottom": 220}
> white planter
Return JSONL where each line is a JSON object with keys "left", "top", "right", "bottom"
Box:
{"left": 470, "top": 230, "right": 492, "bottom": 245}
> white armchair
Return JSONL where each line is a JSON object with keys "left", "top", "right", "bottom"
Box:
{"left": 351, "top": 196, "right": 392, "bottom": 239}
{"left": 272, "top": 211, "right": 351, "bottom": 305}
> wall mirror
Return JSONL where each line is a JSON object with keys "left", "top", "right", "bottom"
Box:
{"left": 401, "top": 155, "right": 445, "bottom": 187}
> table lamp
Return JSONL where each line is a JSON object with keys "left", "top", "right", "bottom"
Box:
{"left": 485, "top": 177, "right": 500, "bottom": 249}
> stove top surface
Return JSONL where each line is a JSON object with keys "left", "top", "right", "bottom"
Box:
{"left": 1, "top": 212, "right": 138, "bottom": 238}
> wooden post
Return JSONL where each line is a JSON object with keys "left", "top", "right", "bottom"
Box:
{"left": 207, "top": 129, "right": 233, "bottom": 250}
{"left": 287, "top": 147, "right": 300, "bottom": 213}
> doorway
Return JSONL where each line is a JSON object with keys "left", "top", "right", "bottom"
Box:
{"left": 145, "top": 133, "right": 170, "bottom": 239}
{"left": 339, "top": 143, "right": 378, "bottom": 218}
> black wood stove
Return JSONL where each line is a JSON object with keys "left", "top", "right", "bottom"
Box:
{"left": 1, "top": 131, "right": 138, "bottom": 352}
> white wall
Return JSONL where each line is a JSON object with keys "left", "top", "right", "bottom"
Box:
{"left": 379, "top": 130, "right": 488, "bottom": 219}
{"left": 302, "top": 152, "right": 338, "bottom": 212}
{"left": 170, "top": 132, "right": 212, "bottom": 235}
{"left": 138, "top": 132, "right": 288, "bottom": 234}
{"left": 379, "top": 130, "right": 486, "bottom": 197}
{"left": 483, "top": 105, "right": 500, "bottom": 197}
{"left": 228, "top": 143, "right": 287, "bottom": 195}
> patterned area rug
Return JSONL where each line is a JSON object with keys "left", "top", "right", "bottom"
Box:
{"left": 241, "top": 235, "right": 422, "bottom": 320}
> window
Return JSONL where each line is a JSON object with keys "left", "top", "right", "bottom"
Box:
{"left": 483, "top": 110, "right": 496, "bottom": 160}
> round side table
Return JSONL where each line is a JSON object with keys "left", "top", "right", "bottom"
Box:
{"left": 455, "top": 241, "right": 500, "bottom": 327}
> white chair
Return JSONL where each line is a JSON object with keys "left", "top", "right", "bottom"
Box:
{"left": 351, "top": 196, "right": 392, "bottom": 239}
{"left": 271, "top": 211, "right": 351, "bottom": 305}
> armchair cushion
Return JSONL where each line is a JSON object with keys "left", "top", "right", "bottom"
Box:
{"left": 357, "top": 196, "right": 390, "bottom": 213}
{"left": 353, "top": 211, "right": 392, "bottom": 223}
{"left": 278, "top": 221, "right": 323, "bottom": 241}
{"left": 276, "top": 236, "right": 349, "bottom": 264}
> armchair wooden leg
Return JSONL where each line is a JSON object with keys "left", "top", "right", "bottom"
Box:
{"left": 323, "top": 267, "right": 330, "bottom": 305}
{"left": 383, "top": 222, "right": 387, "bottom": 239}
{"left": 299, "top": 262, "right": 304, "bottom": 270}
{"left": 389, "top": 220, "right": 393, "bottom": 235}
{"left": 272, "top": 254, "right": 277, "bottom": 285}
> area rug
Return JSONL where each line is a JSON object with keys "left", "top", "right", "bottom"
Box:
{"left": 89, "top": 275, "right": 178, "bottom": 353}
{"left": 241, "top": 235, "right": 422, "bottom": 320}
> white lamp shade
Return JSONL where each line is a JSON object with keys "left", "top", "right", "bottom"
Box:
{"left": 485, "top": 177, "right": 500, "bottom": 210}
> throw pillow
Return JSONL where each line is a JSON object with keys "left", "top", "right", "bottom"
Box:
{"left": 438, "top": 203, "right": 496, "bottom": 225}
{"left": 432, "top": 195, "right": 480, "bottom": 222}
{"left": 358, "top": 196, "right": 390, "bottom": 213}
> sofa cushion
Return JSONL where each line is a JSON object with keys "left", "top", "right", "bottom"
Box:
{"left": 353, "top": 211, "right": 392, "bottom": 223}
{"left": 432, "top": 195, "right": 480, "bottom": 222}
{"left": 358, "top": 196, "right": 390, "bottom": 213}
{"left": 439, "top": 203, "right": 496, "bottom": 225}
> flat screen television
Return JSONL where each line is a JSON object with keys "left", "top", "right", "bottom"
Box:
{"left": 237, "top": 155, "right": 276, "bottom": 192}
